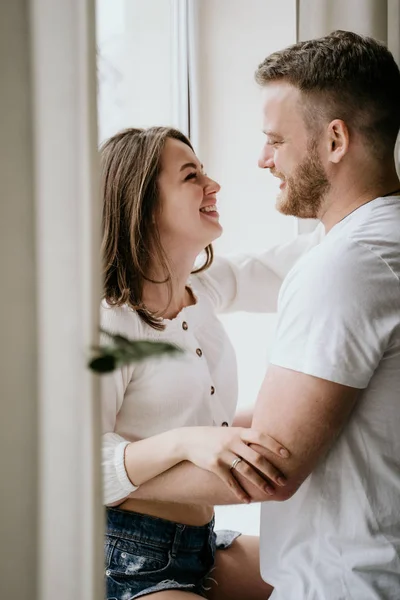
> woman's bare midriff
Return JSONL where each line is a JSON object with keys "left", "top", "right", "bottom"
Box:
{"left": 118, "top": 497, "right": 214, "bottom": 527}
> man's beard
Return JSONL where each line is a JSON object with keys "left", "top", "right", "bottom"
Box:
{"left": 274, "top": 141, "right": 331, "bottom": 219}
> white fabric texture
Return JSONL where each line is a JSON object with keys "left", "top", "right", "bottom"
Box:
{"left": 101, "top": 226, "right": 324, "bottom": 505}
{"left": 260, "top": 197, "right": 400, "bottom": 600}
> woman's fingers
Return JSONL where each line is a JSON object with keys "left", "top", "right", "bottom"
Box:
{"left": 238, "top": 444, "right": 287, "bottom": 487}
{"left": 241, "top": 429, "right": 290, "bottom": 459}
{"left": 228, "top": 451, "right": 277, "bottom": 496}
{"left": 213, "top": 455, "right": 251, "bottom": 503}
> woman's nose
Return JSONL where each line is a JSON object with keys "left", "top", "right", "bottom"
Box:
{"left": 205, "top": 176, "right": 221, "bottom": 194}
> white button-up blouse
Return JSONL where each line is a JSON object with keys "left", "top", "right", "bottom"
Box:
{"left": 101, "top": 226, "right": 324, "bottom": 505}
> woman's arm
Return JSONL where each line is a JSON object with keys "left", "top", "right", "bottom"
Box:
{"left": 122, "top": 428, "right": 185, "bottom": 486}
{"left": 100, "top": 331, "right": 290, "bottom": 505}
{"left": 100, "top": 303, "right": 290, "bottom": 507}
{"left": 195, "top": 225, "right": 324, "bottom": 314}
{"left": 116, "top": 426, "right": 290, "bottom": 505}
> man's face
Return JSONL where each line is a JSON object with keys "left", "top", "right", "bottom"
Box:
{"left": 258, "top": 82, "right": 330, "bottom": 219}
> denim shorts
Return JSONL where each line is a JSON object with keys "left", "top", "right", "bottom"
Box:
{"left": 105, "top": 507, "right": 241, "bottom": 599}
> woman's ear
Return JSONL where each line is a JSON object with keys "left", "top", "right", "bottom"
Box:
{"left": 326, "top": 119, "right": 350, "bottom": 164}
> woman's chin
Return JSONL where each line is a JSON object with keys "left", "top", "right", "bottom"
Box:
{"left": 206, "top": 221, "right": 223, "bottom": 243}
{"left": 189, "top": 221, "right": 223, "bottom": 252}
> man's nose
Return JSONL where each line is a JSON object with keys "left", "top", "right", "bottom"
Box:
{"left": 258, "top": 145, "right": 274, "bottom": 169}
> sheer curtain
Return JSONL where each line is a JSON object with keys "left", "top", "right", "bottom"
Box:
{"left": 1, "top": 1, "right": 102, "bottom": 599}
{"left": 296, "top": 0, "right": 400, "bottom": 232}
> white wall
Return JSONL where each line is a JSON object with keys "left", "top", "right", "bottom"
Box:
{"left": 196, "top": 0, "right": 297, "bottom": 534}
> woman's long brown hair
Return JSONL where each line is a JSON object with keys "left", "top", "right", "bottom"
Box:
{"left": 101, "top": 126, "right": 213, "bottom": 330}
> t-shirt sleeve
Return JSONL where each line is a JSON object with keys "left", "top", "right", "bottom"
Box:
{"left": 100, "top": 303, "right": 139, "bottom": 505}
{"left": 194, "top": 224, "right": 324, "bottom": 313}
{"left": 270, "top": 240, "right": 398, "bottom": 389}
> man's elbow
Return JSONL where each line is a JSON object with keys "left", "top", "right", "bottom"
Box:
{"left": 273, "top": 486, "right": 297, "bottom": 502}
{"left": 269, "top": 477, "right": 305, "bottom": 502}
{"left": 248, "top": 481, "right": 300, "bottom": 503}
{"left": 243, "top": 467, "right": 307, "bottom": 503}
{"left": 277, "top": 469, "right": 310, "bottom": 501}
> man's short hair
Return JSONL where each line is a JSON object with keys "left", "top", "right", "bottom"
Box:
{"left": 255, "top": 30, "right": 400, "bottom": 156}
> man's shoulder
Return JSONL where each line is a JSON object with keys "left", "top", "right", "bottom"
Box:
{"left": 281, "top": 232, "right": 398, "bottom": 317}
{"left": 286, "top": 235, "right": 365, "bottom": 283}
{"left": 348, "top": 198, "right": 400, "bottom": 280}
{"left": 290, "top": 218, "right": 399, "bottom": 288}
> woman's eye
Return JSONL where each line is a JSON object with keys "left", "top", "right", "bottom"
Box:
{"left": 185, "top": 172, "right": 197, "bottom": 181}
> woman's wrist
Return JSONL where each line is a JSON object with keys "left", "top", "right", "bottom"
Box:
{"left": 169, "top": 427, "right": 191, "bottom": 463}
{"left": 123, "top": 428, "right": 189, "bottom": 486}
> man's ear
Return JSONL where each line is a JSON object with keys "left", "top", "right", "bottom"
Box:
{"left": 326, "top": 119, "right": 350, "bottom": 164}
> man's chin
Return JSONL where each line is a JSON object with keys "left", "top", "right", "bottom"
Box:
{"left": 276, "top": 194, "right": 319, "bottom": 219}
{"left": 275, "top": 194, "right": 297, "bottom": 217}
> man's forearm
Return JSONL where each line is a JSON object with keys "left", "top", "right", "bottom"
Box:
{"left": 130, "top": 460, "right": 275, "bottom": 505}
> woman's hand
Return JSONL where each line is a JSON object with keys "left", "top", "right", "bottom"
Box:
{"left": 177, "top": 426, "right": 290, "bottom": 503}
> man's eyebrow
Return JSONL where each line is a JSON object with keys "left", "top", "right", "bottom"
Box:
{"left": 263, "top": 130, "right": 282, "bottom": 139}
{"left": 180, "top": 162, "right": 203, "bottom": 172}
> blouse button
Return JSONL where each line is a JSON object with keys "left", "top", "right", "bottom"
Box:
{"left": 221, "top": 421, "right": 229, "bottom": 427}
{"left": 196, "top": 348, "right": 203, "bottom": 357}
{"left": 210, "top": 386, "right": 215, "bottom": 395}
{"left": 106, "top": 570, "right": 111, "bottom": 576}
{"left": 182, "top": 321, "right": 188, "bottom": 330}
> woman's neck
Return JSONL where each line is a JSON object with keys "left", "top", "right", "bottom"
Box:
{"left": 142, "top": 253, "right": 197, "bottom": 320}
{"left": 142, "top": 282, "right": 195, "bottom": 320}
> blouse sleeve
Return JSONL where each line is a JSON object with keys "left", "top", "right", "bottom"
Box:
{"left": 194, "top": 224, "right": 324, "bottom": 313}
{"left": 100, "top": 302, "right": 139, "bottom": 505}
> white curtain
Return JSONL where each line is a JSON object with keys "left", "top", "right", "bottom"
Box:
{"left": 296, "top": 0, "right": 400, "bottom": 231}
{"left": 0, "top": 1, "right": 103, "bottom": 599}
{"left": 31, "top": 0, "right": 103, "bottom": 596}
{"left": 297, "top": 0, "right": 390, "bottom": 44}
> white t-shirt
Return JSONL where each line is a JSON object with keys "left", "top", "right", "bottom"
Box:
{"left": 101, "top": 227, "right": 323, "bottom": 505}
{"left": 260, "top": 197, "right": 400, "bottom": 600}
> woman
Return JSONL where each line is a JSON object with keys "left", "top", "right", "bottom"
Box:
{"left": 101, "top": 126, "right": 322, "bottom": 600}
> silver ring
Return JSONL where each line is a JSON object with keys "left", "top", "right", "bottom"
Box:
{"left": 230, "top": 457, "right": 242, "bottom": 471}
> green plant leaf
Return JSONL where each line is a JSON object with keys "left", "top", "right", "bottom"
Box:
{"left": 88, "top": 329, "right": 183, "bottom": 374}
{"left": 88, "top": 354, "right": 117, "bottom": 373}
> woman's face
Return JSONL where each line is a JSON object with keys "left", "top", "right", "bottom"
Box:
{"left": 156, "top": 138, "right": 222, "bottom": 255}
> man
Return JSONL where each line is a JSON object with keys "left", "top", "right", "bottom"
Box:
{"left": 251, "top": 29, "right": 400, "bottom": 599}
{"left": 128, "top": 30, "right": 400, "bottom": 598}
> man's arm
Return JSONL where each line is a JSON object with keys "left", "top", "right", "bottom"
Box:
{"left": 130, "top": 365, "right": 359, "bottom": 505}
{"left": 250, "top": 364, "right": 360, "bottom": 500}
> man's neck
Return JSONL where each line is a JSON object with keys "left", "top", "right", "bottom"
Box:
{"left": 320, "top": 174, "right": 400, "bottom": 232}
